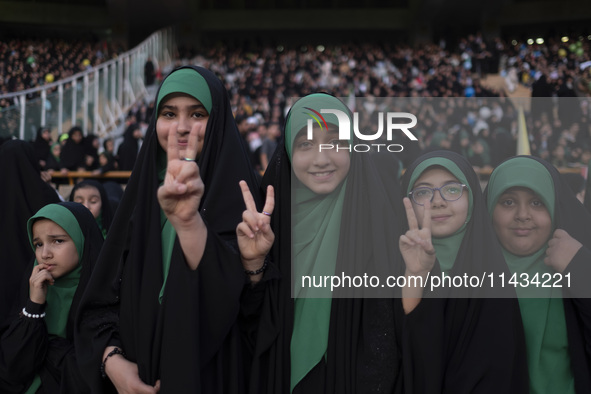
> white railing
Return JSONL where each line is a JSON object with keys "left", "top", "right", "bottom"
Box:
{"left": 0, "top": 27, "right": 175, "bottom": 141}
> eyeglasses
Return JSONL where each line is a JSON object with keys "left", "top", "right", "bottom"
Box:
{"left": 408, "top": 183, "right": 467, "bottom": 206}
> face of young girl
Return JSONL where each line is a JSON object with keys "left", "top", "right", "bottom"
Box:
{"left": 410, "top": 167, "right": 469, "bottom": 238}
{"left": 32, "top": 219, "right": 79, "bottom": 279}
{"left": 156, "top": 93, "right": 210, "bottom": 159}
{"left": 73, "top": 186, "right": 102, "bottom": 219}
{"left": 492, "top": 186, "right": 552, "bottom": 256}
{"left": 291, "top": 124, "right": 350, "bottom": 195}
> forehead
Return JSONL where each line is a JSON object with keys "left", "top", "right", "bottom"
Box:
{"left": 500, "top": 186, "right": 539, "bottom": 198}
{"left": 32, "top": 218, "right": 66, "bottom": 235}
{"left": 74, "top": 185, "right": 101, "bottom": 197}
{"left": 294, "top": 123, "right": 339, "bottom": 140}
{"left": 414, "top": 167, "right": 458, "bottom": 186}
{"left": 159, "top": 92, "right": 202, "bottom": 110}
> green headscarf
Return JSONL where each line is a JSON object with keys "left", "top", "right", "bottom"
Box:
{"left": 406, "top": 158, "right": 473, "bottom": 272}
{"left": 155, "top": 68, "right": 213, "bottom": 303}
{"left": 25, "top": 204, "right": 85, "bottom": 394}
{"left": 50, "top": 142, "right": 61, "bottom": 162}
{"left": 156, "top": 68, "right": 212, "bottom": 114}
{"left": 288, "top": 93, "right": 350, "bottom": 392}
{"left": 486, "top": 157, "right": 574, "bottom": 394}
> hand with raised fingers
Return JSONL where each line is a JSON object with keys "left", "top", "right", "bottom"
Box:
{"left": 399, "top": 197, "right": 436, "bottom": 277}
{"left": 29, "top": 263, "right": 55, "bottom": 305}
{"left": 236, "top": 181, "right": 275, "bottom": 276}
{"left": 157, "top": 122, "right": 205, "bottom": 230}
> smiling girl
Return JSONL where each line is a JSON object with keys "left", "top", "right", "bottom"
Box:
{"left": 247, "top": 93, "right": 406, "bottom": 394}
{"left": 486, "top": 156, "right": 591, "bottom": 393}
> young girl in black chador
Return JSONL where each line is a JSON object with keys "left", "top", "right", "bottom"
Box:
{"left": 246, "top": 93, "right": 405, "bottom": 394}
{"left": 75, "top": 66, "right": 263, "bottom": 393}
{"left": 486, "top": 156, "right": 591, "bottom": 393}
{"left": 0, "top": 202, "right": 104, "bottom": 393}
{"left": 69, "top": 180, "right": 114, "bottom": 238}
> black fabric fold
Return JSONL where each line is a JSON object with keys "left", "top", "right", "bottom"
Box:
{"left": 0, "top": 139, "right": 61, "bottom": 325}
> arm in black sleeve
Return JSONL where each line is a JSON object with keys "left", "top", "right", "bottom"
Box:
{"left": 564, "top": 246, "right": 591, "bottom": 369}
{"left": 0, "top": 300, "right": 48, "bottom": 385}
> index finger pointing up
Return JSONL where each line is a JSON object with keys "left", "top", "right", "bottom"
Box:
{"left": 239, "top": 180, "right": 257, "bottom": 211}
{"left": 167, "top": 122, "right": 180, "bottom": 161}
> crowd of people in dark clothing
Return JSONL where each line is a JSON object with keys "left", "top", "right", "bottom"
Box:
{"left": 1, "top": 32, "right": 590, "bottom": 173}
{"left": 30, "top": 121, "right": 143, "bottom": 177}
{"left": 0, "top": 37, "right": 126, "bottom": 105}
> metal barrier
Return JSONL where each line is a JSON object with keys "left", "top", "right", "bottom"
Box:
{"left": 51, "top": 170, "right": 133, "bottom": 185}
{"left": 0, "top": 27, "right": 175, "bottom": 142}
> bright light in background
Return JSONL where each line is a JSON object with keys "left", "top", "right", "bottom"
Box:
{"left": 588, "top": 35, "right": 591, "bottom": 40}
{"left": 561, "top": 36, "right": 569, "bottom": 43}
{"left": 511, "top": 40, "right": 518, "bottom": 46}
{"left": 276, "top": 45, "right": 284, "bottom": 52}
{"left": 316, "top": 45, "right": 325, "bottom": 52}
{"left": 536, "top": 38, "right": 544, "bottom": 45}
{"left": 527, "top": 39, "right": 534, "bottom": 45}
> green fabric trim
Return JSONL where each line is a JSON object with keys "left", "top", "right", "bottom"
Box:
{"left": 24, "top": 375, "right": 41, "bottom": 394}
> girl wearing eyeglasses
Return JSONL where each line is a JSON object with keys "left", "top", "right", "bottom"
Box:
{"left": 398, "top": 150, "right": 528, "bottom": 393}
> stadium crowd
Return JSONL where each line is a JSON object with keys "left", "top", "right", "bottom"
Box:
{"left": 1, "top": 33, "right": 591, "bottom": 172}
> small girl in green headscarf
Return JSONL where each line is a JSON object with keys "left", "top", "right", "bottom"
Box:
{"left": 486, "top": 156, "right": 591, "bottom": 393}
{"left": 0, "top": 202, "right": 104, "bottom": 393}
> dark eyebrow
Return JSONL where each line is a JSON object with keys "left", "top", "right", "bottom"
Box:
{"left": 159, "top": 104, "right": 206, "bottom": 112}
{"left": 414, "top": 179, "right": 459, "bottom": 188}
{"left": 32, "top": 234, "right": 69, "bottom": 242}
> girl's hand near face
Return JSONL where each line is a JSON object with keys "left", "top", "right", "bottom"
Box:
{"left": 236, "top": 181, "right": 275, "bottom": 283}
{"left": 29, "top": 263, "right": 55, "bottom": 305}
{"left": 157, "top": 122, "right": 205, "bottom": 226}
{"left": 157, "top": 122, "right": 207, "bottom": 270}
{"left": 545, "top": 229, "right": 583, "bottom": 273}
{"left": 400, "top": 197, "right": 436, "bottom": 314}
